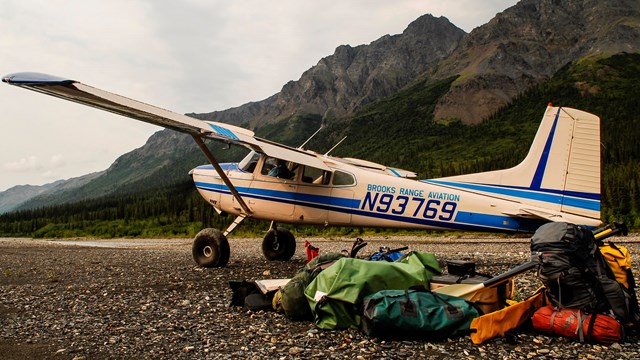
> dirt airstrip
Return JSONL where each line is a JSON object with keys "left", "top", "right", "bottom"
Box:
{"left": 1, "top": 234, "right": 639, "bottom": 359}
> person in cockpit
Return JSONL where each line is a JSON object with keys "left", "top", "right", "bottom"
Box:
{"left": 268, "top": 159, "right": 294, "bottom": 179}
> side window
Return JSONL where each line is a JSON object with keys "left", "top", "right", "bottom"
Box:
{"left": 302, "top": 166, "right": 331, "bottom": 185}
{"left": 333, "top": 171, "right": 355, "bottom": 186}
{"left": 238, "top": 151, "right": 260, "bottom": 173}
{"left": 261, "top": 157, "right": 297, "bottom": 180}
{"left": 261, "top": 157, "right": 278, "bottom": 175}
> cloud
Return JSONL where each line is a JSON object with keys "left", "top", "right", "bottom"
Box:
{"left": 4, "top": 156, "right": 41, "bottom": 172}
{"left": 49, "top": 154, "right": 66, "bottom": 168}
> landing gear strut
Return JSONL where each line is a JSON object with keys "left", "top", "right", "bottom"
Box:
{"left": 262, "top": 226, "right": 296, "bottom": 261}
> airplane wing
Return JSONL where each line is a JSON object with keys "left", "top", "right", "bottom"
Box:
{"left": 2, "top": 72, "right": 330, "bottom": 171}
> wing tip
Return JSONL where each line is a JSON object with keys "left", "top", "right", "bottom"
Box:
{"left": 3, "top": 72, "right": 74, "bottom": 86}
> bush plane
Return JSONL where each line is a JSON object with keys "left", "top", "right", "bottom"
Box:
{"left": 3, "top": 72, "right": 602, "bottom": 267}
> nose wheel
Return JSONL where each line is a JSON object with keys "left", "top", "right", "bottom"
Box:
{"left": 262, "top": 227, "right": 296, "bottom": 261}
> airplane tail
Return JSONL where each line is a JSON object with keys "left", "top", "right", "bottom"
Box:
{"left": 431, "top": 105, "right": 601, "bottom": 226}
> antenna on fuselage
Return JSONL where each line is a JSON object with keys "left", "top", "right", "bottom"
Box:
{"left": 325, "top": 136, "right": 347, "bottom": 156}
{"left": 298, "top": 109, "right": 331, "bottom": 150}
{"left": 298, "top": 124, "right": 324, "bottom": 150}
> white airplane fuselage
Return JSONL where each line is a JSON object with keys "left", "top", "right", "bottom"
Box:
{"left": 192, "top": 154, "right": 599, "bottom": 234}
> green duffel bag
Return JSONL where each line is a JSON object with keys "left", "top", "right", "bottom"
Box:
{"left": 361, "top": 289, "right": 481, "bottom": 340}
{"left": 306, "top": 253, "right": 440, "bottom": 330}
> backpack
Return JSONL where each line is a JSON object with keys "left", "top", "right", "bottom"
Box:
{"left": 531, "top": 222, "right": 639, "bottom": 326}
{"left": 595, "top": 241, "right": 640, "bottom": 327}
{"left": 599, "top": 242, "right": 633, "bottom": 289}
{"left": 279, "top": 252, "right": 346, "bottom": 320}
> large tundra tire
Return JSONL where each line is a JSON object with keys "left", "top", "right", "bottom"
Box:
{"left": 192, "top": 228, "right": 230, "bottom": 267}
{"left": 262, "top": 227, "right": 296, "bottom": 261}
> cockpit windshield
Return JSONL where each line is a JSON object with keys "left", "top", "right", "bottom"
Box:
{"left": 238, "top": 151, "right": 260, "bottom": 173}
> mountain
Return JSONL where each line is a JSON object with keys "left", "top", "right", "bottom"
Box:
{"left": 195, "top": 0, "right": 640, "bottom": 128}
{"left": 0, "top": 182, "right": 62, "bottom": 214}
{"left": 192, "top": 14, "right": 466, "bottom": 128}
{"left": 431, "top": 0, "right": 640, "bottom": 124}
{"left": 0, "top": 172, "right": 103, "bottom": 214}
{"left": 4, "top": 0, "right": 640, "bottom": 219}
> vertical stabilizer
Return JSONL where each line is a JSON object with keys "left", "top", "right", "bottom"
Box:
{"left": 429, "top": 105, "right": 601, "bottom": 225}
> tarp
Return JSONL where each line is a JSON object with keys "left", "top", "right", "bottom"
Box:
{"left": 305, "top": 251, "right": 440, "bottom": 329}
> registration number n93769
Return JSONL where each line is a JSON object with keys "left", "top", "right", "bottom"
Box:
{"left": 359, "top": 192, "right": 458, "bottom": 221}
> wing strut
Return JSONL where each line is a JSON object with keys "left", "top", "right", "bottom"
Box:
{"left": 191, "top": 134, "right": 253, "bottom": 216}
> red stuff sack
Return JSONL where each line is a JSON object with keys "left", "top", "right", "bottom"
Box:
{"left": 304, "top": 240, "right": 319, "bottom": 263}
{"left": 532, "top": 305, "right": 623, "bottom": 343}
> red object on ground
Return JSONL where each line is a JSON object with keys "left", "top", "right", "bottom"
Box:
{"left": 532, "top": 305, "right": 623, "bottom": 344}
{"left": 305, "top": 240, "right": 319, "bottom": 263}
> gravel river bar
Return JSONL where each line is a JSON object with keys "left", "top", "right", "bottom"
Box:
{"left": 1, "top": 234, "right": 639, "bottom": 359}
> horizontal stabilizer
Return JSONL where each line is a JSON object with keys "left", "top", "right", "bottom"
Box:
{"left": 502, "top": 208, "right": 563, "bottom": 222}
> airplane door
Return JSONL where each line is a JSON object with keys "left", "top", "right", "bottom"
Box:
{"left": 328, "top": 170, "right": 356, "bottom": 225}
{"left": 250, "top": 156, "right": 296, "bottom": 220}
{"left": 294, "top": 166, "right": 332, "bottom": 224}
{"left": 328, "top": 187, "right": 354, "bottom": 225}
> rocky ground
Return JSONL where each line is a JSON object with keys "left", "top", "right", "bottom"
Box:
{"left": 1, "top": 233, "right": 639, "bottom": 359}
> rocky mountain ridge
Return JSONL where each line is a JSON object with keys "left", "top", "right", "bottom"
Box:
{"left": 196, "top": 0, "right": 640, "bottom": 127}
{"left": 193, "top": 14, "right": 465, "bottom": 127}
{"left": 432, "top": 0, "right": 640, "bottom": 123}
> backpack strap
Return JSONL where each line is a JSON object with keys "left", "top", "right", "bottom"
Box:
{"left": 585, "top": 312, "right": 597, "bottom": 343}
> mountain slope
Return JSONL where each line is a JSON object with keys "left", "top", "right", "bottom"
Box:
{"left": 432, "top": 0, "right": 640, "bottom": 123}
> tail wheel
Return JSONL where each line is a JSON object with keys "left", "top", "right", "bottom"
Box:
{"left": 192, "top": 228, "right": 230, "bottom": 267}
{"left": 262, "top": 227, "right": 296, "bottom": 261}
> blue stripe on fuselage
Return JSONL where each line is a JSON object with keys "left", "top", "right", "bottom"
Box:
{"left": 424, "top": 180, "right": 600, "bottom": 211}
{"left": 194, "top": 181, "right": 359, "bottom": 208}
{"left": 194, "top": 181, "right": 543, "bottom": 232}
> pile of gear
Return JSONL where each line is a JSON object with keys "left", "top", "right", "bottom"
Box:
{"left": 230, "top": 222, "right": 639, "bottom": 344}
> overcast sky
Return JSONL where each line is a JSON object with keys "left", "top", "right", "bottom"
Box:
{"left": 0, "top": 0, "right": 518, "bottom": 192}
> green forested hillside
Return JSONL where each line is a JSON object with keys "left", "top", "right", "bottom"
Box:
{"left": 309, "top": 53, "right": 640, "bottom": 227}
{"left": 1, "top": 53, "right": 638, "bottom": 237}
